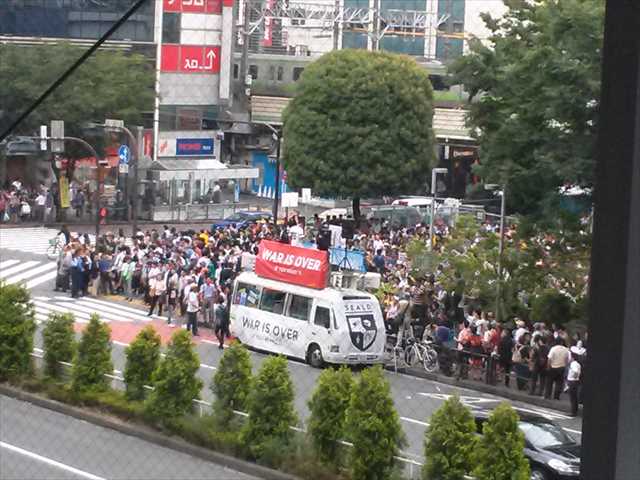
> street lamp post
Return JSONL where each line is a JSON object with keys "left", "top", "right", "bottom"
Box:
{"left": 429, "top": 167, "right": 448, "bottom": 251}
{"left": 486, "top": 183, "right": 507, "bottom": 320}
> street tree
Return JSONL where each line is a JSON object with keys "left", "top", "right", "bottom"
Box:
{"left": 146, "top": 330, "right": 203, "bottom": 420}
{"left": 345, "top": 365, "right": 405, "bottom": 480}
{"left": 241, "top": 355, "right": 298, "bottom": 462}
{"left": 282, "top": 49, "right": 436, "bottom": 218}
{"left": 211, "top": 342, "right": 253, "bottom": 430}
{"left": 0, "top": 282, "right": 36, "bottom": 381}
{"left": 0, "top": 43, "right": 153, "bottom": 138}
{"left": 124, "top": 326, "right": 161, "bottom": 401}
{"left": 422, "top": 395, "right": 477, "bottom": 480}
{"left": 71, "top": 313, "right": 113, "bottom": 393}
{"left": 449, "top": 0, "right": 604, "bottom": 216}
{"left": 307, "top": 366, "right": 354, "bottom": 465}
{"left": 42, "top": 312, "right": 76, "bottom": 379}
{"left": 473, "top": 403, "right": 530, "bottom": 480}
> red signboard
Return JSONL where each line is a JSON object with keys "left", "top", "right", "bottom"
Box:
{"left": 163, "top": 0, "right": 222, "bottom": 14}
{"left": 255, "top": 240, "right": 330, "bottom": 290}
{"left": 161, "top": 45, "right": 220, "bottom": 74}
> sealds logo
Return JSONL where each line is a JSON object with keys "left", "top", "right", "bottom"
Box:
{"left": 346, "top": 303, "right": 377, "bottom": 351}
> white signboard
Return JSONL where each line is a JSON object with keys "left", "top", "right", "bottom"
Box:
{"left": 282, "top": 192, "right": 299, "bottom": 208}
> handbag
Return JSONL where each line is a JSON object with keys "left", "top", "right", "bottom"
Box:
{"left": 512, "top": 346, "right": 523, "bottom": 364}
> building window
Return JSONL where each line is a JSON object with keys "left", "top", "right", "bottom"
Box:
{"left": 292, "top": 67, "right": 304, "bottom": 81}
{"left": 452, "top": 22, "right": 463, "bottom": 33}
{"left": 291, "top": 18, "right": 306, "bottom": 26}
{"left": 177, "top": 108, "right": 202, "bottom": 131}
{"left": 249, "top": 64, "right": 259, "bottom": 80}
{"left": 277, "top": 66, "right": 284, "bottom": 81}
{"left": 162, "top": 13, "right": 180, "bottom": 44}
{"left": 233, "top": 63, "right": 239, "bottom": 79}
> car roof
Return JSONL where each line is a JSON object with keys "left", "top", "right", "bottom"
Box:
{"left": 471, "top": 408, "right": 556, "bottom": 425}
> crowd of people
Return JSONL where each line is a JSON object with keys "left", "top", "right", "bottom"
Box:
{"left": 50, "top": 211, "right": 585, "bottom": 414}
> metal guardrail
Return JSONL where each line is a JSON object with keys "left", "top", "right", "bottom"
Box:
{"left": 29, "top": 350, "right": 436, "bottom": 479}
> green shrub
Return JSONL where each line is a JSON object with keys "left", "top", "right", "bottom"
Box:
{"left": 146, "top": 329, "right": 203, "bottom": 420}
{"left": 0, "top": 282, "right": 36, "bottom": 380}
{"left": 71, "top": 313, "right": 113, "bottom": 393}
{"left": 211, "top": 342, "right": 252, "bottom": 429}
{"left": 124, "top": 326, "right": 161, "bottom": 400}
{"left": 345, "top": 365, "right": 405, "bottom": 480}
{"left": 473, "top": 403, "right": 530, "bottom": 480}
{"left": 241, "top": 355, "right": 298, "bottom": 463}
{"left": 307, "top": 366, "right": 354, "bottom": 464}
{"left": 42, "top": 312, "right": 75, "bottom": 378}
{"left": 422, "top": 395, "right": 477, "bottom": 480}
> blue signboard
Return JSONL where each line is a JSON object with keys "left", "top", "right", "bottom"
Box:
{"left": 329, "top": 248, "right": 366, "bottom": 273}
{"left": 118, "top": 144, "right": 130, "bottom": 164}
{"left": 176, "top": 138, "right": 214, "bottom": 156}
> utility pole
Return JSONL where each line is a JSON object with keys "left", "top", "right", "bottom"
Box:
{"left": 333, "top": 0, "right": 340, "bottom": 51}
{"left": 272, "top": 132, "right": 282, "bottom": 223}
{"left": 240, "top": 0, "right": 252, "bottom": 99}
{"left": 496, "top": 185, "right": 506, "bottom": 320}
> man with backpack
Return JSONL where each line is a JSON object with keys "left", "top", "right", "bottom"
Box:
{"left": 213, "top": 296, "right": 230, "bottom": 349}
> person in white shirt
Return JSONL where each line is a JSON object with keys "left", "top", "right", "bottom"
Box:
{"left": 545, "top": 338, "right": 571, "bottom": 400}
{"left": 566, "top": 358, "right": 582, "bottom": 416}
{"left": 186, "top": 284, "right": 200, "bottom": 336}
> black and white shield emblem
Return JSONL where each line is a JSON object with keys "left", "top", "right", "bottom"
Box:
{"left": 347, "top": 314, "right": 377, "bottom": 351}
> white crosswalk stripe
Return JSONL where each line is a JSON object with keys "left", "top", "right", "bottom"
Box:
{"left": 34, "top": 296, "right": 163, "bottom": 325}
{"left": 0, "top": 227, "right": 103, "bottom": 255}
{"left": 0, "top": 259, "right": 58, "bottom": 289}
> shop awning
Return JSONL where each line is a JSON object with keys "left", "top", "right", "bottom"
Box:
{"left": 149, "top": 158, "right": 259, "bottom": 181}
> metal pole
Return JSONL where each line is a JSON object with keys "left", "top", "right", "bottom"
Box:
{"left": 495, "top": 185, "right": 506, "bottom": 320}
{"left": 333, "top": 0, "right": 340, "bottom": 50}
{"left": 152, "top": 0, "right": 164, "bottom": 164}
{"left": 428, "top": 169, "right": 438, "bottom": 251}
{"left": 240, "top": 0, "right": 251, "bottom": 84}
{"left": 272, "top": 134, "right": 281, "bottom": 223}
{"left": 132, "top": 126, "right": 142, "bottom": 235}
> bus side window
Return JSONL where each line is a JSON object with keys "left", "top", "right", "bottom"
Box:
{"left": 288, "top": 294, "right": 312, "bottom": 321}
{"left": 234, "top": 283, "right": 261, "bottom": 308}
{"left": 260, "top": 288, "right": 286, "bottom": 315}
{"left": 314, "top": 306, "right": 331, "bottom": 329}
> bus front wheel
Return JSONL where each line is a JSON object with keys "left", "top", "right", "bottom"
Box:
{"left": 307, "top": 344, "right": 324, "bottom": 368}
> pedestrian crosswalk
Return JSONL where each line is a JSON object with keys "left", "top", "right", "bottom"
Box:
{"left": 0, "top": 227, "right": 98, "bottom": 256}
{"left": 33, "top": 295, "right": 164, "bottom": 325}
{"left": 0, "top": 259, "right": 58, "bottom": 289}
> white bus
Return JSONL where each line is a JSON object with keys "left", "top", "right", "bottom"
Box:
{"left": 230, "top": 272, "right": 386, "bottom": 367}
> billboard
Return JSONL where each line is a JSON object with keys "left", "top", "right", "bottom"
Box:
{"left": 160, "top": 45, "right": 220, "bottom": 74}
{"left": 255, "top": 240, "right": 330, "bottom": 290}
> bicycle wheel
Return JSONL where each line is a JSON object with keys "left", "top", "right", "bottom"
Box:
{"left": 46, "top": 245, "right": 58, "bottom": 260}
{"left": 423, "top": 346, "right": 439, "bottom": 373}
{"left": 405, "top": 343, "right": 424, "bottom": 367}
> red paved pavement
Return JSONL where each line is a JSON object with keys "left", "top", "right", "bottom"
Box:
{"left": 73, "top": 318, "right": 220, "bottom": 346}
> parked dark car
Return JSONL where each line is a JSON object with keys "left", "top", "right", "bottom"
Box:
{"left": 211, "top": 210, "right": 272, "bottom": 230}
{"left": 474, "top": 409, "right": 581, "bottom": 480}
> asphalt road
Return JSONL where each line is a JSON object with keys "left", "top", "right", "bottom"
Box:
{"left": 0, "top": 395, "right": 259, "bottom": 480}
{"left": 1, "top": 244, "right": 584, "bottom": 465}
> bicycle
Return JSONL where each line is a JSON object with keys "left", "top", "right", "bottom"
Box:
{"left": 46, "top": 237, "right": 61, "bottom": 260}
{"left": 404, "top": 337, "right": 439, "bottom": 373}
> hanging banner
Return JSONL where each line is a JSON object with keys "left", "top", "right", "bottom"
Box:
{"left": 255, "top": 240, "right": 329, "bottom": 290}
{"left": 59, "top": 175, "right": 70, "bottom": 209}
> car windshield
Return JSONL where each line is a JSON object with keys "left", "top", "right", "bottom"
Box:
{"left": 519, "top": 421, "right": 575, "bottom": 449}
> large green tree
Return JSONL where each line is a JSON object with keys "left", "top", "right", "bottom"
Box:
{"left": 282, "top": 49, "right": 436, "bottom": 217}
{"left": 450, "top": 0, "right": 604, "bottom": 216}
{"left": 0, "top": 43, "right": 153, "bottom": 138}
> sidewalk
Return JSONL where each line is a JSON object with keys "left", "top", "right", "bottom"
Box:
{"left": 393, "top": 364, "right": 575, "bottom": 414}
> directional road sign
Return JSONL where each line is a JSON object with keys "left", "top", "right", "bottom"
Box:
{"left": 118, "top": 145, "right": 130, "bottom": 165}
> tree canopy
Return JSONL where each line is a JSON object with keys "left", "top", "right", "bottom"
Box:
{"left": 449, "top": 0, "right": 604, "bottom": 216}
{"left": 282, "top": 49, "right": 436, "bottom": 212}
{"left": 0, "top": 43, "right": 154, "bottom": 137}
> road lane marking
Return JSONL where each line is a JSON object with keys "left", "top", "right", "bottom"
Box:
{"left": 0, "top": 441, "right": 107, "bottom": 480}
{"left": 4, "top": 262, "right": 57, "bottom": 285}
{"left": 0, "top": 259, "right": 20, "bottom": 269}
{"left": 0, "top": 261, "right": 40, "bottom": 279}
{"left": 25, "top": 270, "right": 59, "bottom": 289}
{"left": 400, "top": 417, "right": 429, "bottom": 427}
